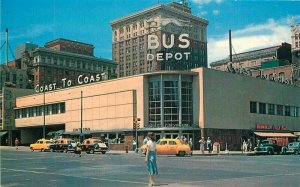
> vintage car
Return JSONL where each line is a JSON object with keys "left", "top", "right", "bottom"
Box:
{"left": 254, "top": 140, "right": 288, "bottom": 155}
{"left": 141, "top": 138, "right": 191, "bottom": 156}
{"left": 286, "top": 142, "right": 300, "bottom": 155}
{"left": 80, "top": 138, "right": 108, "bottom": 154}
{"left": 30, "top": 139, "right": 54, "bottom": 152}
{"left": 49, "top": 138, "right": 77, "bottom": 153}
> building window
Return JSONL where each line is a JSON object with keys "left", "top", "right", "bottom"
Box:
{"left": 164, "top": 80, "right": 179, "bottom": 127}
{"left": 52, "top": 104, "right": 59, "bottom": 114}
{"left": 259, "top": 103, "right": 266, "bottom": 114}
{"left": 149, "top": 80, "right": 161, "bottom": 127}
{"left": 250, "top": 101, "right": 257, "bottom": 113}
{"left": 181, "top": 81, "right": 193, "bottom": 125}
{"left": 285, "top": 106, "right": 290, "bottom": 116}
{"left": 268, "top": 104, "right": 275, "bottom": 115}
{"left": 290, "top": 106, "right": 297, "bottom": 117}
{"left": 277, "top": 105, "right": 283, "bottom": 116}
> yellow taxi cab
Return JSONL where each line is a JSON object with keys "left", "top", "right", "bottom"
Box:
{"left": 141, "top": 138, "right": 191, "bottom": 156}
{"left": 30, "top": 139, "right": 54, "bottom": 152}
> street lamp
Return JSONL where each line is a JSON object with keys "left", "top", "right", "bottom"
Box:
{"left": 80, "top": 90, "right": 83, "bottom": 143}
{"left": 43, "top": 65, "right": 46, "bottom": 139}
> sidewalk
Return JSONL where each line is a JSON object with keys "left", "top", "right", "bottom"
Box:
{"left": 0, "top": 146, "right": 255, "bottom": 156}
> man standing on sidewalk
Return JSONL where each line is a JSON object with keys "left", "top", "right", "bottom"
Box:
{"left": 15, "top": 138, "right": 19, "bottom": 150}
{"left": 199, "top": 137, "right": 205, "bottom": 154}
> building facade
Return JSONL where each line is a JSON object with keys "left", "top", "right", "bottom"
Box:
{"left": 291, "top": 21, "right": 300, "bottom": 64}
{"left": 15, "top": 42, "right": 38, "bottom": 60}
{"left": 111, "top": 2, "right": 208, "bottom": 77}
{"left": 210, "top": 43, "right": 292, "bottom": 72}
{"left": 19, "top": 39, "right": 117, "bottom": 89}
{"left": 0, "top": 65, "right": 29, "bottom": 89}
{"left": 14, "top": 68, "right": 300, "bottom": 150}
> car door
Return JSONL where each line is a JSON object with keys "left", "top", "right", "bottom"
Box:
{"left": 168, "top": 140, "right": 178, "bottom": 155}
{"left": 156, "top": 140, "right": 168, "bottom": 155}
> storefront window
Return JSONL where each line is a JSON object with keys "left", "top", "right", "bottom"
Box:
{"left": 285, "top": 106, "right": 290, "bottom": 116}
{"left": 149, "top": 80, "right": 161, "bottom": 127}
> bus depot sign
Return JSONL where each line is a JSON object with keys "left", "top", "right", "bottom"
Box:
{"left": 35, "top": 74, "right": 102, "bottom": 93}
{"left": 147, "top": 33, "right": 191, "bottom": 61}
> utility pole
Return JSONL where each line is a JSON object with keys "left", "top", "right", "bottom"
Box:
{"left": 6, "top": 28, "right": 8, "bottom": 65}
{"left": 80, "top": 91, "right": 83, "bottom": 143}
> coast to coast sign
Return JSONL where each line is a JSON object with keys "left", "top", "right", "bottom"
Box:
{"left": 35, "top": 74, "right": 101, "bottom": 93}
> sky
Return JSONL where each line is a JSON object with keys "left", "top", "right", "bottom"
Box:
{"left": 1, "top": 0, "right": 300, "bottom": 66}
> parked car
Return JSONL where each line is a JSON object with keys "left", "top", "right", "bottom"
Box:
{"left": 254, "top": 140, "right": 288, "bottom": 155}
{"left": 30, "top": 139, "right": 54, "bottom": 152}
{"left": 49, "top": 138, "right": 77, "bottom": 153}
{"left": 140, "top": 138, "right": 191, "bottom": 156}
{"left": 286, "top": 142, "right": 300, "bottom": 155}
{"left": 80, "top": 138, "right": 108, "bottom": 154}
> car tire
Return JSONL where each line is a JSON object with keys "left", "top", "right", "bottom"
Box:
{"left": 63, "top": 149, "right": 67, "bottom": 153}
{"left": 30, "top": 147, "right": 34, "bottom": 152}
{"left": 41, "top": 149, "right": 44, "bottom": 152}
{"left": 294, "top": 150, "right": 299, "bottom": 155}
{"left": 89, "top": 149, "right": 94, "bottom": 154}
{"left": 50, "top": 148, "right": 54, "bottom": 152}
{"left": 178, "top": 151, "right": 185, "bottom": 157}
{"left": 101, "top": 151, "right": 106, "bottom": 154}
{"left": 267, "top": 150, "right": 273, "bottom": 155}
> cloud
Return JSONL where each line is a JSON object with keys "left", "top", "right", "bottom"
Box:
{"left": 191, "top": 0, "right": 223, "bottom": 5}
{"left": 200, "top": 11, "right": 208, "bottom": 16}
{"left": 0, "top": 24, "right": 55, "bottom": 40}
{"left": 207, "top": 16, "right": 298, "bottom": 66}
{"left": 212, "top": 10, "right": 220, "bottom": 16}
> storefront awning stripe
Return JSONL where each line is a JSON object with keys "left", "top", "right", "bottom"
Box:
{"left": 254, "top": 132, "right": 296, "bottom": 137}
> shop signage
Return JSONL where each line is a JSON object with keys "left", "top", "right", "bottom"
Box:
{"left": 35, "top": 74, "right": 102, "bottom": 93}
{"left": 73, "top": 128, "right": 91, "bottom": 132}
{"left": 147, "top": 34, "right": 190, "bottom": 61}
{"left": 255, "top": 124, "right": 287, "bottom": 130}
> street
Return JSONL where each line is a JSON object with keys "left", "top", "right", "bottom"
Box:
{"left": 1, "top": 147, "right": 299, "bottom": 187}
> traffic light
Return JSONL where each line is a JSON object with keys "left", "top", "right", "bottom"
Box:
{"left": 133, "top": 123, "right": 136, "bottom": 129}
{"left": 136, "top": 123, "right": 140, "bottom": 129}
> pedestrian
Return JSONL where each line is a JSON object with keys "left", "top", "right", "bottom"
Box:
{"left": 183, "top": 136, "right": 188, "bottom": 144}
{"left": 189, "top": 138, "right": 193, "bottom": 155}
{"left": 199, "top": 137, "right": 205, "bottom": 154}
{"left": 242, "top": 140, "right": 248, "bottom": 153}
{"left": 207, "top": 137, "right": 212, "bottom": 153}
{"left": 15, "top": 138, "right": 19, "bottom": 150}
{"left": 248, "top": 139, "right": 252, "bottom": 152}
{"left": 73, "top": 143, "right": 82, "bottom": 157}
{"left": 133, "top": 139, "right": 137, "bottom": 151}
{"left": 143, "top": 136, "right": 148, "bottom": 145}
{"left": 145, "top": 132, "right": 158, "bottom": 186}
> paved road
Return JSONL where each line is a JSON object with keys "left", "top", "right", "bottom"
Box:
{"left": 1, "top": 147, "right": 299, "bottom": 187}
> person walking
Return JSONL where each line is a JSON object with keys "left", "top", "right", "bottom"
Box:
{"left": 15, "top": 138, "right": 19, "bottom": 150}
{"left": 199, "top": 137, "right": 205, "bottom": 154}
{"left": 73, "top": 143, "right": 82, "bottom": 157}
{"left": 207, "top": 137, "right": 212, "bottom": 153}
{"left": 145, "top": 132, "right": 158, "bottom": 186}
{"left": 189, "top": 138, "right": 193, "bottom": 155}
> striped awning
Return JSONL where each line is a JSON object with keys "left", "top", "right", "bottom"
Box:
{"left": 254, "top": 132, "right": 296, "bottom": 137}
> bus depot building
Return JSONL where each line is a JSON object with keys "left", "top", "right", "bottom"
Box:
{"left": 14, "top": 68, "right": 300, "bottom": 150}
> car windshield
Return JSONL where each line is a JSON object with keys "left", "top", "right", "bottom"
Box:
{"left": 93, "top": 140, "right": 102, "bottom": 143}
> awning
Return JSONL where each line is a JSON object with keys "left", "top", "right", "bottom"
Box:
{"left": 254, "top": 132, "right": 296, "bottom": 137}
{"left": 0, "top": 131, "right": 8, "bottom": 138}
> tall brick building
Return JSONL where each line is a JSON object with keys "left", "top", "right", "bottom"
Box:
{"left": 20, "top": 39, "right": 117, "bottom": 89}
{"left": 111, "top": 2, "right": 208, "bottom": 77}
